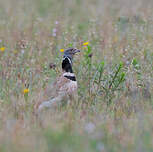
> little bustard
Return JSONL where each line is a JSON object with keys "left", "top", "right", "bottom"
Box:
{"left": 36, "top": 48, "right": 80, "bottom": 113}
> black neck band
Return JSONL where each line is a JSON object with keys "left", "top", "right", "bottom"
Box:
{"left": 64, "top": 75, "right": 76, "bottom": 81}
{"left": 62, "top": 57, "right": 73, "bottom": 73}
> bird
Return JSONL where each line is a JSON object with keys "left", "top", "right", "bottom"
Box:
{"left": 36, "top": 48, "right": 80, "bottom": 113}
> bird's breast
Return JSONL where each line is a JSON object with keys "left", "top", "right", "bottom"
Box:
{"left": 59, "top": 79, "right": 77, "bottom": 95}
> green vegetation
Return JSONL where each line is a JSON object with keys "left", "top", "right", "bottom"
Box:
{"left": 0, "top": 0, "right": 153, "bottom": 151}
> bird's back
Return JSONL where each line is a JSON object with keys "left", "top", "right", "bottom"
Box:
{"left": 35, "top": 48, "right": 80, "bottom": 112}
{"left": 43, "top": 72, "right": 77, "bottom": 100}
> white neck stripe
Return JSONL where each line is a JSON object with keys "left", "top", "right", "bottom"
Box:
{"left": 63, "top": 72, "right": 75, "bottom": 77}
{"left": 63, "top": 57, "right": 72, "bottom": 65}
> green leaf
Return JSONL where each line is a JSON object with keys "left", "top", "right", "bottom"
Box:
{"left": 132, "top": 58, "right": 138, "bottom": 66}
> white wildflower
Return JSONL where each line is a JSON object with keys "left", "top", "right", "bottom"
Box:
{"left": 21, "top": 49, "right": 25, "bottom": 54}
{"left": 84, "top": 122, "right": 95, "bottom": 134}
{"left": 55, "top": 21, "right": 59, "bottom": 25}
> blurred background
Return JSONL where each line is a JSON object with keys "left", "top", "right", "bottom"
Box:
{"left": 0, "top": 0, "right": 153, "bottom": 151}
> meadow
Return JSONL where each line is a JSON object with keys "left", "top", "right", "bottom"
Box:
{"left": 0, "top": 0, "right": 153, "bottom": 151}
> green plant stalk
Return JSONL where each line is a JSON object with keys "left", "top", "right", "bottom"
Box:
{"left": 88, "top": 58, "right": 92, "bottom": 96}
{"left": 112, "top": 74, "right": 125, "bottom": 92}
{"left": 109, "top": 64, "right": 122, "bottom": 89}
{"left": 96, "top": 65, "right": 104, "bottom": 93}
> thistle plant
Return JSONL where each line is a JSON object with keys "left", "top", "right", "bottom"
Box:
{"left": 94, "top": 61, "right": 126, "bottom": 105}
{"left": 83, "top": 42, "right": 92, "bottom": 96}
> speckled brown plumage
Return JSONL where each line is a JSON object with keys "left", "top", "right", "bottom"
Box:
{"left": 36, "top": 48, "right": 80, "bottom": 113}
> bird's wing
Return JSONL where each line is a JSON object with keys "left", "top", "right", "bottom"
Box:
{"left": 35, "top": 74, "right": 70, "bottom": 110}
{"left": 44, "top": 74, "right": 70, "bottom": 99}
{"left": 36, "top": 74, "right": 78, "bottom": 113}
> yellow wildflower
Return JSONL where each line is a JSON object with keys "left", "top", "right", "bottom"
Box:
{"left": 23, "top": 88, "right": 29, "bottom": 94}
{"left": 13, "top": 50, "right": 18, "bottom": 54}
{"left": 113, "top": 35, "right": 118, "bottom": 43}
{"left": 0, "top": 47, "right": 5, "bottom": 52}
{"left": 83, "top": 42, "right": 89, "bottom": 46}
{"left": 60, "top": 49, "right": 64, "bottom": 52}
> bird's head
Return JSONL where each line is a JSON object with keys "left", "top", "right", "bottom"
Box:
{"left": 63, "top": 48, "right": 80, "bottom": 61}
{"left": 62, "top": 48, "right": 80, "bottom": 72}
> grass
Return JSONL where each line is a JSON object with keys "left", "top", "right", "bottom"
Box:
{"left": 0, "top": 0, "right": 153, "bottom": 151}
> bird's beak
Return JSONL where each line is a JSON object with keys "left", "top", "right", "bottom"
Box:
{"left": 73, "top": 49, "right": 80, "bottom": 54}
